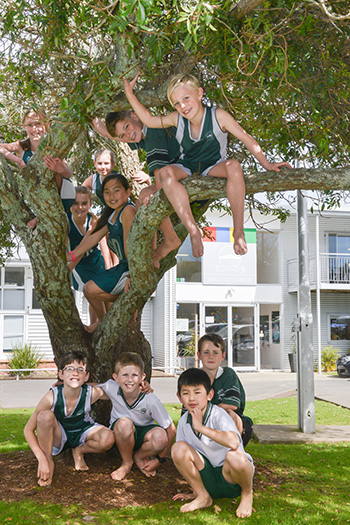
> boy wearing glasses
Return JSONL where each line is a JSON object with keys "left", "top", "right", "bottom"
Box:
{"left": 24, "top": 351, "right": 114, "bottom": 486}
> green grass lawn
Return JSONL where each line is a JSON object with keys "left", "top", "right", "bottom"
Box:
{"left": 0, "top": 399, "right": 349, "bottom": 524}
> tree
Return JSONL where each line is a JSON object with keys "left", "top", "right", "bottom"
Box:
{"left": 0, "top": 0, "right": 350, "bottom": 387}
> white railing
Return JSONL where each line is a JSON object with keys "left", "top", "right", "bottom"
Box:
{"left": 287, "top": 253, "right": 350, "bottom": 288}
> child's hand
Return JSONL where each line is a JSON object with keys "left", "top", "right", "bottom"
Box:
{"left": 140, "top": 380, "right": 154, "bottom": 394}
{"left": 264, "top": 160, "right": 293, "bottom": 172}
{"left": 44, "top": 155, "right": 66, "bottom": 174}
{"left": 132, "top": 170, "right": 151, "bottom": 185}
{"left": 190, "top": 406, "right": 204, "bottom": 433}
{"left": 123, "top": 73, "right": 139, "bottom": 99}
{"left": 138, "top": 185, "right": 155, "bottom": 206}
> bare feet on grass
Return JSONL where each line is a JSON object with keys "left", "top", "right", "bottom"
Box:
{"left": 72, "top": 447, "right": 89, "bottom": 471}
{"left": 172, "top": 492, "right": 212, "bottom": 513}
{"left": 110, "top": 461, "right": 133, "bottom": 481}
{"left": 152, "top": 235, "right": 182, "bottom": 269}
{"left": 236, "top": 491, "right": 254, "bottom": 518}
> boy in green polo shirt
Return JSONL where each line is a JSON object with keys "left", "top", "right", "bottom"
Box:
{"left": 198, "top": 332, "right": 253, "bottom": 447}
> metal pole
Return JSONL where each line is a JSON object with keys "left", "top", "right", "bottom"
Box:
{"left": 297, "top": 191, "right": 316, "bottom": 433}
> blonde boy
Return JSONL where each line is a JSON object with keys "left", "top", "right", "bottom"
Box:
{"left": 98, "top": 352, "right": 176, "bottom": 480}
{"left": 124, "top": 73, "right": 292, "bottom": 258}
{"left": 24, "top": 351, "right": 114, "bottom": 486}
{"left": 172, "top": 368, "right": 254, "bottom": 517}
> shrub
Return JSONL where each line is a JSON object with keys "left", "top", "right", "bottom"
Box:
{"left": 8, "top": 343, "right": 42, "bottom": 377}
{"left": 321, "top": 345, "right": 339, "bottom": 372}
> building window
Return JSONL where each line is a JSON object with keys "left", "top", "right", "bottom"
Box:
{"left": 176, "top": 303, "right": 199, "bottom": 356}
{"left": 0, "top": 267, "right": 25, "bottom": 310}
{"left": 329, "top": 315, "right": 350, "bottom": 341}
{"left": 3, "top": 315, "right": 24, "bottom": 352}
{"left": 176, "top": 236, "right": 201, "bottom": 283}
{"left": 257, "top": 231, "right": 280, "bottom": 284}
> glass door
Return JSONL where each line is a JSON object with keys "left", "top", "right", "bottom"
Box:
{"left": 203, "top": 304, "right": 257, "bottom": 369}
{"left": 231, "top": 306, "right": 255, "bottom": 367}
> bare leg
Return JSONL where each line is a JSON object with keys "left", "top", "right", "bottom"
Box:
{"left": 209, "top": 160, "right": 247, "bottom": 255}
{"left": 36, "top": 410, "right": 62, "bottom": 486}
{"left": 133, "top": 427, "right": 167, "bottom": 477}
{"left": 159, "top": 166, "right": 203, "bottom": 258}
{"left": 153, "top": 217, "right": 182, "bottom": 268}
{"left": 137, "top": 182, "right": 181, "bottom": 269}
{"left": 73, "top": 426, "right": 114, "bottom": 471}
{"left": 222, "top": 449, "right": 254, "bottom": 518}
{"left": 83, "top": 281, "right": 116, "bottom": 332}
{"left": 171, "top": 441, "right": 212, "bottom": 513}
{"left": 111, "top": 418, "right": 135, "bottom": 481}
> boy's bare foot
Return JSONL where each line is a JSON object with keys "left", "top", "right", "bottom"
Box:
{"left": 233, "top": 233, "right": 247, "bottom": 255}
{"left": 111, "top": 461, "right": 133, "bottom": 481}
{"left": 176, "top": 494, "right": 212, "bottom": 513}
{"left": 190, "top": 229, "right": 204, "bottom": 258}
{"left": 236, "top": 491, "right": 253, "bottom": 518}
{"left": 83, "top": 321, "right": 99, "bottom": 333}
{"left": 153, "top": 236, "right": 182, "bottom": 268}
{"left": 72, "top": 447, "right": 89, "bottom": 471}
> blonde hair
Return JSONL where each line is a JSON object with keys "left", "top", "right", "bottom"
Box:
{"left": 114, "top": 352, "right": 144, "bottom": 375}
{"left": 167, "top": 73, "right": 201, "bottom": 105}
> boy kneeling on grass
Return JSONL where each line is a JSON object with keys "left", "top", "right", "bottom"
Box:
{"left": 24, "top": 351, "right": 115, "bottom": 486}
{"left": 172, "top": 368, "right": 254, "bottom": 518}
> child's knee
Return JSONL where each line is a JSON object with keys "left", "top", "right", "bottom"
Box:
{"left": 171, "top": 440, "right": 189, "bottom": 461}
{"left": 225, "top": 449, "right": 248, "bottom": 470}
{"left": 37, "top": 410, "right": 56, "bottom": 428}
{"left": 225, "top": 159, "right": 243, "bottom": 176}
{"left": 148, "top": 427, "right": 167, "bottom": 450}
{"left": 114, "top": 417, "right": 134, "bottom": 436}
{"left": 100, "top": 428, "right": 115, "bottom": 450}
{"left": 159, "top": 166, "right": 174, "bottom": 184}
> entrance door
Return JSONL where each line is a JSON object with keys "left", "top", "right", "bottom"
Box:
{"left": 203, "top": 305, "right": 257, "bottom": 369}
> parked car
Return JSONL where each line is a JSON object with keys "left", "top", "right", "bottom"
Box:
{"left": 336, "top": 351, "right": 350, "bottom": 377}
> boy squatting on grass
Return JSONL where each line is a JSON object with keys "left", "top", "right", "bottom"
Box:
{"left": 97, "top": 352, "right": 176, "bottom": 480}
{"left": 24, "top": 351, "right": 115, "bottom": 487}
{"left": 198, "top": 332, "right": 253, "bottom": 447}
{"left": 172, "top": 368, "right": 254, "bottom": 518}
{"left": 92, "top": 112, "right": 182, "bottom": 268}
{"left": 124, "top": 73, "right": 292, "bottom": 258}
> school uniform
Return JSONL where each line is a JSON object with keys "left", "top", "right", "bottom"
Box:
{"left": 67, "top": 211, "right": 105, "bottom": 292}
{"left": 51, "top": 384, "right": 100, "bottom": 455}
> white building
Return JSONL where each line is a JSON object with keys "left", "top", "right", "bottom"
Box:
{"left": 1, "top": 207, "right": 350, "bottom": 372}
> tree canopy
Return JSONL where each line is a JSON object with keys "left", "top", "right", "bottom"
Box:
{"left": 1, "top": 0, "right": 350, "bottom": 382}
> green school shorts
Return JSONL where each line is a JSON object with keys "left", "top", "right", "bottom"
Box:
{"left": 111, "top": 420, "right": 158, "bottom": 451}
{"left": 199, "top": 454, "right": 241, "bottom": 500}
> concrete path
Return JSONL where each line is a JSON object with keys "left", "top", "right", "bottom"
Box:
{"left": 1, "top": 371, "right": 350, "bottom": 408}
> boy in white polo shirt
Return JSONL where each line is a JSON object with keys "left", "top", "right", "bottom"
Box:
{"left": 172, "top": 368, "right": 254, "bottom": 518}
{"left": 98, "top": 352, "right": 176, "bottom": 480}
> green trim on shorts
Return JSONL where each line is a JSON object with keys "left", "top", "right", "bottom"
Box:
{"left": 199, "top": 454, "right": 241, "bottom": 500}
{"left": 110, "top": 420, "right": 158, "bottom": 451}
